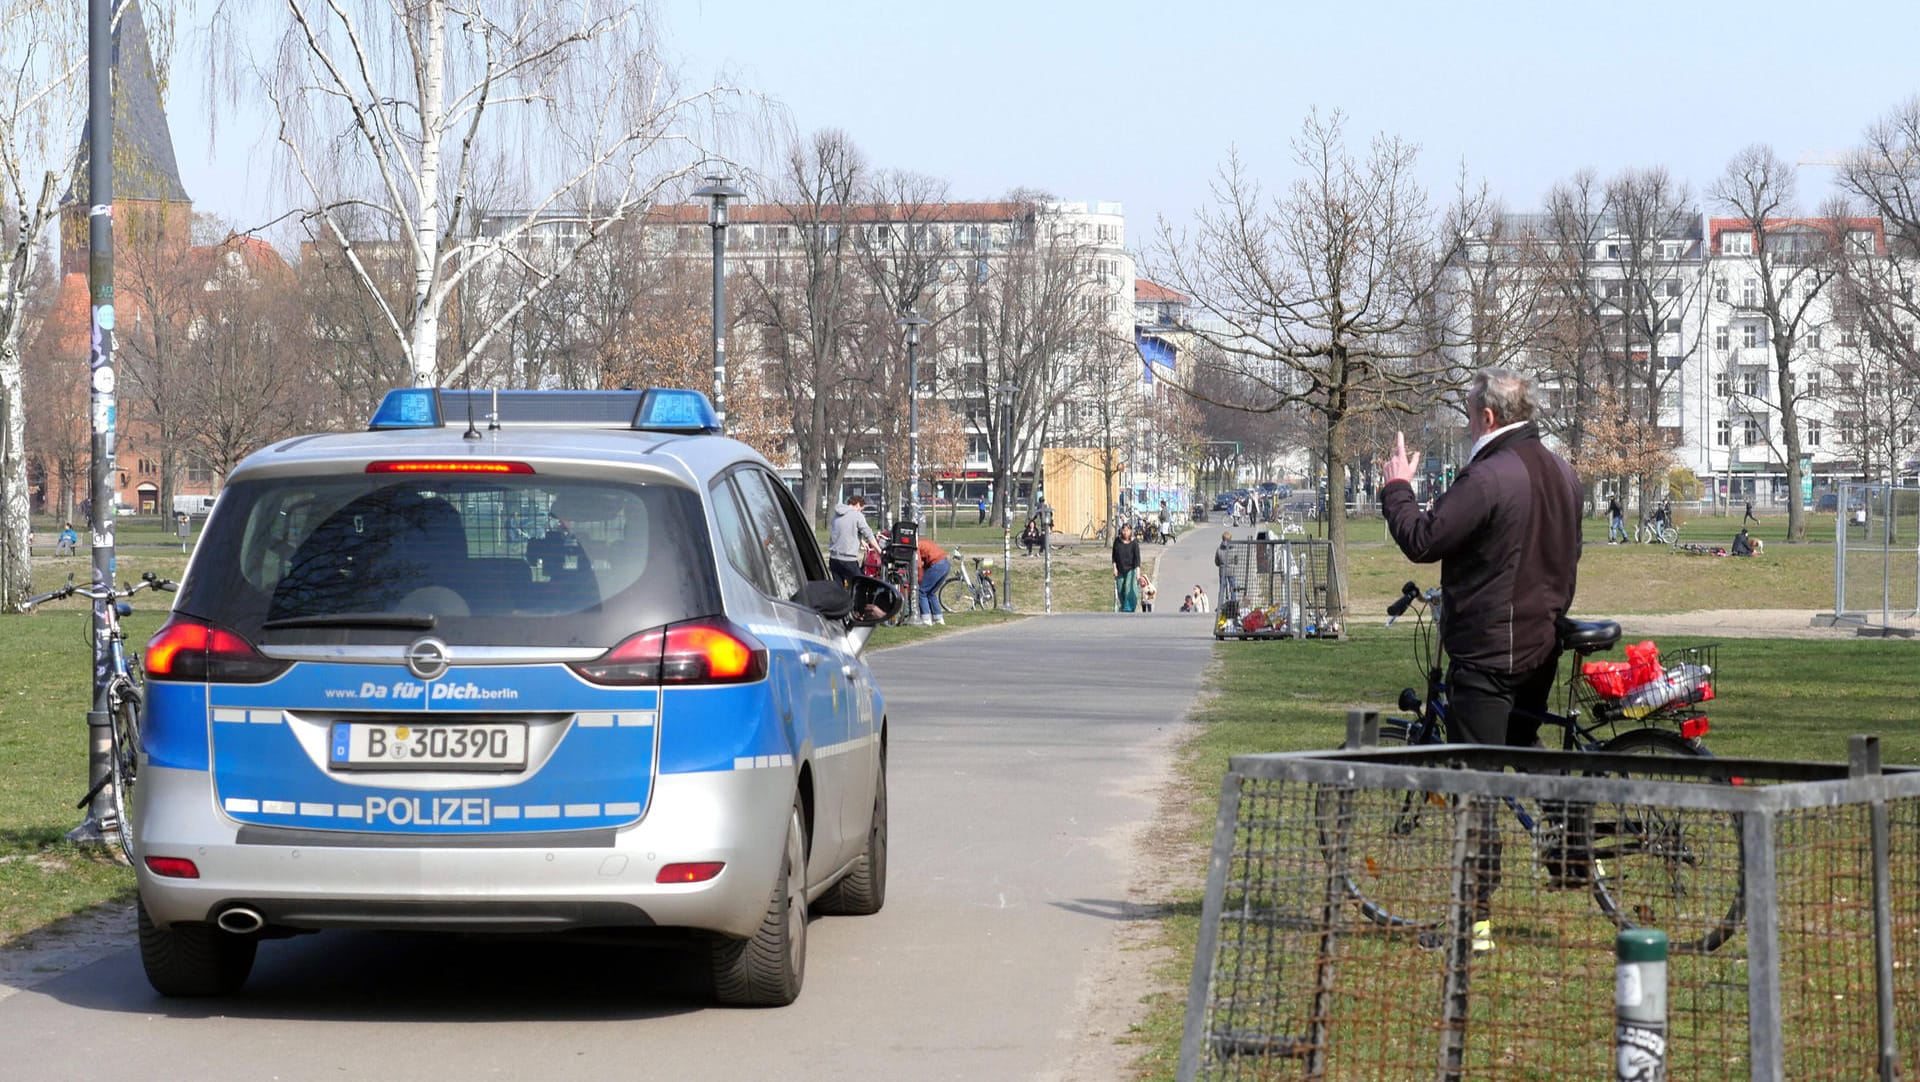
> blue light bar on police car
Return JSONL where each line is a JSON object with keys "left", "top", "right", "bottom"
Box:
{"left": 368, "top": 387, "right": 722, "bottom": 435}
{"left": 368, "top": 388, "right": 442, "bottom": 430}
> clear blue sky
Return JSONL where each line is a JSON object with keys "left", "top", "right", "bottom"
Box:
{"left": 175, "top": 0, "right": 1920, "bottom": 254}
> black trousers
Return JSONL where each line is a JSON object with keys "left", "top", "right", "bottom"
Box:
{"left": 829, "top": 557, "right": 864, "bottom": 587}
{"left": 1446, "top": 653, "right": 1560, "bottom": 919}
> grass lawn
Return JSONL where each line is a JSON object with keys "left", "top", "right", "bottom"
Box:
{"left": 1122, "top": 626, "right": 1920, "bottom": 1080}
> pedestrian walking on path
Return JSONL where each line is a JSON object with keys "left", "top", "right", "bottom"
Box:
{"left": 1112, "top": 523, "right": 1142, "bottom": 612}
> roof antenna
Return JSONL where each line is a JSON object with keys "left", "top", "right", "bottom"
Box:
{"left": 461, "top": 361, "right": 481, "bottom": 440}
{"left": 489, "top": 387, "right": 500, "bottom": 431}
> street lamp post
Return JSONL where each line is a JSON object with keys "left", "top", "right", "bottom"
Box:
{"left": 692, "top": 175, "right": 745, "bottom": 434}
{"left": 899, "top": 310, "right": 930, "bottom": 622}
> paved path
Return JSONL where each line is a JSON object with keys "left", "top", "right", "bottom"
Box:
{"left": 0, "top": 614, "right": 1215, "bottom": 1081}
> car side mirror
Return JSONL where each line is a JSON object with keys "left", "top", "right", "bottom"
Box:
{"left": 801, "top": 579, "right": 856, "bottom": 620}
{"left": 845, "top": 574, "right": 902, "bottom": 627}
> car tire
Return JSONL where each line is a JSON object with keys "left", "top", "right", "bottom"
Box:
{"left": 137, "top": 897, "right": 257, "bottom": 997}
{"left": 815, "top": 755, "right": 887, "bottom": 916}
{"left": 712, "top": 798, "right": 807, "bottom": 1007}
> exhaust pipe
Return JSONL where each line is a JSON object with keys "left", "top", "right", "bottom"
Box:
{"left": 215, "top": 906, "right": 264, "bottom": 935}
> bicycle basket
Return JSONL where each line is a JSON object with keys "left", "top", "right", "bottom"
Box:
{"left": 1578, "top": 642, "right": 1719, "bottom": 722}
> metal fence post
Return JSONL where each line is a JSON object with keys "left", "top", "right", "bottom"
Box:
{"left": 1743, "top": 807, "right": 1784, "bottom": 1082}
{"left": 1437, "top": 797, "right": 1475, "bottom": 1082}
{"left": 1850, "top": 734, "right": 1900, "bottom": 1081}
{"left": 1615, "top": 929, "right": 1670, "bottom": 1082}
{"left": 1344, "top": 709, "right": 1379, "bottom": 749}
{"left": 1178, "top": 772, "right": 1246, "bottom": 1082}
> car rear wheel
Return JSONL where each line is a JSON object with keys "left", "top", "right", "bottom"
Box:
{"left": 712, "top": 798, "right": 807, "bottom": 1006}
{"left": 815, "top": 755, "right": 887, "bottom": 916}
{"left": 137, "top": 897, "right": 257, "bottom": 996}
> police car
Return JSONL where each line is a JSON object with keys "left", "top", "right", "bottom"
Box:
{"left": 133, "top": 388, "right": 898, "bottom": 1006}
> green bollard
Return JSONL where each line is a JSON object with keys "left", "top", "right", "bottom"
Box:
{"left": 1615, "top": 929, "right": 1669, "bottom": 1081}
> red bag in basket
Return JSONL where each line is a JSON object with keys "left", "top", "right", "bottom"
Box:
{"left": 1624, "top": 640, "right": 1663, "bottom": 689}
{"left": 1581, "top": 661, "right": 1633, "bottom": 698}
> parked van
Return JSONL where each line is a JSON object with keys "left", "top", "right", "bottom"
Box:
{"left": 172, "top": 494, "right": 219, "bottom": 518}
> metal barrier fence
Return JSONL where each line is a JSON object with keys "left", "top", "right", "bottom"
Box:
{"left": 1835, "top": 482, "right": 1920, "bottom": 633}
{"left": 1179, "top": 721, "right": 1918, "bottom": 1081}
{"left": 1215, "top": 538, "right": 1338, "bottom": 640}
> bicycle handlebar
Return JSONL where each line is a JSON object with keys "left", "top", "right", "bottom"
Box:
{"left": 21, "top": 572, "right": 178, "bottom": 612}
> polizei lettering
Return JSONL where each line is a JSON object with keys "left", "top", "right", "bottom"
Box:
{"left": 365, "top": 795, "right": 492, "bottom": 826}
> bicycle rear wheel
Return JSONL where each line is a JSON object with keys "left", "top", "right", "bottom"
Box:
{"left": 1320, "top": 720, "right": 1452, "bottom": 930}
{"left": 1585, "top": 728, "right": 1744, "bottom": 953}
{"left": 107, "top": 684, "right": 142, "bottom": 863}
{"left": 977, "top": 580, "right": 996, "bottom": 611}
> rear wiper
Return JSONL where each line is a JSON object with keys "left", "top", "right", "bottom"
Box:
{"left": 262, "top": 613, "right": 438, "bottom": 631}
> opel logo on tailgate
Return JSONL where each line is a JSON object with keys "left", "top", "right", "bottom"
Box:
{"left": 405, "top": 638, "right": 451, "bottom": 680}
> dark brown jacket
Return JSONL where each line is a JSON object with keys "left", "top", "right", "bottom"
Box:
{"left": 1380, "top": 422, "right": 1581, "bottom": 673}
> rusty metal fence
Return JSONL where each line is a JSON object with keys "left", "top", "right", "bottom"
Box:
{"left": 1179, "top": 721, "right": 1919, "bottom": 1081}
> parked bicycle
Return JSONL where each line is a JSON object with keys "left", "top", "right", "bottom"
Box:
{"left": 24, "top": 571, "right": 177, "bottom": 862}
{"left": 1322, "top": 581, "right": 1743, "bottom": 954}
{"left": 937, "top": 548, "right": 998, "bottom": 612}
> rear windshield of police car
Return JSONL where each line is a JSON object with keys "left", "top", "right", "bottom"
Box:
{"left": 174, "top": 473, "right": 720, "bottom": 648}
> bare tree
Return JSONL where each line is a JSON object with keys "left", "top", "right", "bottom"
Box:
{"left": 224, "top": 0, "right": 733, "bottom": 386}
{"left": 1709, "top": 144, "right": 1837, "bottom": 542}
{"left": 1152, "top": 113, "right": 1465, "bottom": 617}
{"left": 0, "top": 0, "right": 85, "bottom": 606}
{"left": 22, "top": 271, "right": 88, "bottom": 523}
{"left": 1839, "top": 97, "right": 1920, "bottom": 383}
{"left": 737, "top": 129, "right": 867, "bottom": 525}
{"left": 950, "top": 195, "right": 1110, "bottom": 529}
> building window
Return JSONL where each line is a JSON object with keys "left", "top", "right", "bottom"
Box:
{"left": 1714, "top": 278, "right": 1728, "bottom": 302}
{"left": 1724, "top": 231, "right": 1754, "bottom": 256}
{"left": 1604, "top": 242, "right": 1622, "bottom": 259}
{"left": 1661, "top": 241, "right": 1684, "bottom": 260}
{"left": 1806, "top": 327, "right": 1821, "bottom": 349}
{"left": 1715, "top": 419, "right": 1731, "bottom": 446}
{"left": 1841, "top": 325, "right": 1860, "bottom": 347}
{"left": 1742, "top": 370, "right": 1763, "bottom": 398}
{"left": 1741, "top": 279, "right": 1759, "bottom": 306}
{"left": 1715, "top": 326, "right": 1729, "bottom": 350}
{"left": 1806, "top": 369, "right": 1821, "bottom": 396}
{"left": 1806, "top": 419, "right": 1822, "bottom": 447}
{"left": 1742, "top": 324, "right": 1760, "bottom": 348}
{"left": 1663, "top": 278, "right": 1682, "bottom": 297}
{"left": 1742, "top": 418, "right": 1763, "bottom": 446}
{"left": 1848, "top": 231, "right": 1875, "bottom": 254}
{"left": 1715, "top": 372, "right": 1731, "bottom": 398}
{"left": 1661, "top": 317, "right": 1681, "bottom": 334}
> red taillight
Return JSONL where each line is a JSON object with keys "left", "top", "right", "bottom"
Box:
{"left": 570, "top": 618, "right": 768, "bottom": 687}
{"left": 656, "top": 862, "right": 725, "bottom": 884}
{"left": 145, "top": 618, "right": 289, "bottom": 683}
{"left": 365, "top": 460, "right": 534, "bottom": 474}
{"left": 144, "top": 856, "right": 200, "bottom": 879}
{"left": 1681, "top": 715, "right": 1710, "bottom": 741}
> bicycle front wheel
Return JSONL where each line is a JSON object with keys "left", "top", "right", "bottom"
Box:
{"left": 1586, "top": 728, "right": 1744, "bottom": 953}
{"left": 107, "top": 685, "right": 142, "bottom": 863}
{"left": 1320, "top": 720, "right": 1452, "bottom": 930}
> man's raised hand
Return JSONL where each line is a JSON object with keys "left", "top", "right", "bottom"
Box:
{"left": 1384, "top": 431, "right": 1421, "bottom": 486}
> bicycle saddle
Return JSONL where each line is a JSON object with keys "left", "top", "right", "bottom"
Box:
{"left": 1555, "top": 616, "right": 1621, "bottom": 655}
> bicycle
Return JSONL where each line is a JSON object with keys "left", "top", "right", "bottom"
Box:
{"left": 1323, "top": 582, "right": 1743, "bottom": 954}
{"left": 24, "top": 571, "right": 178, "bottom": 863}
{"left": 1636, "top": 511, "right": 1679, "bottom": 545}
{"left": 936, "top": 549, "right": 997, "bottom": 612}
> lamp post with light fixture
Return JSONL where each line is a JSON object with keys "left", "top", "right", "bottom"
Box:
{"left": 691, "top": 175, "right": 745, "bottom": 434}
{"left": 898, "top": 310, "right": 930, "bottom": 621}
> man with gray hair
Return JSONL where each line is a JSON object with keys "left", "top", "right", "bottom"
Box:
{"left": 1379, "top": 366, "right": 1582, "bottom": 955}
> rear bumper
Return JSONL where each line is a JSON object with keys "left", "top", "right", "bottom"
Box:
{"left": 134, "top": 764, "right": 793, "bottom": 940}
